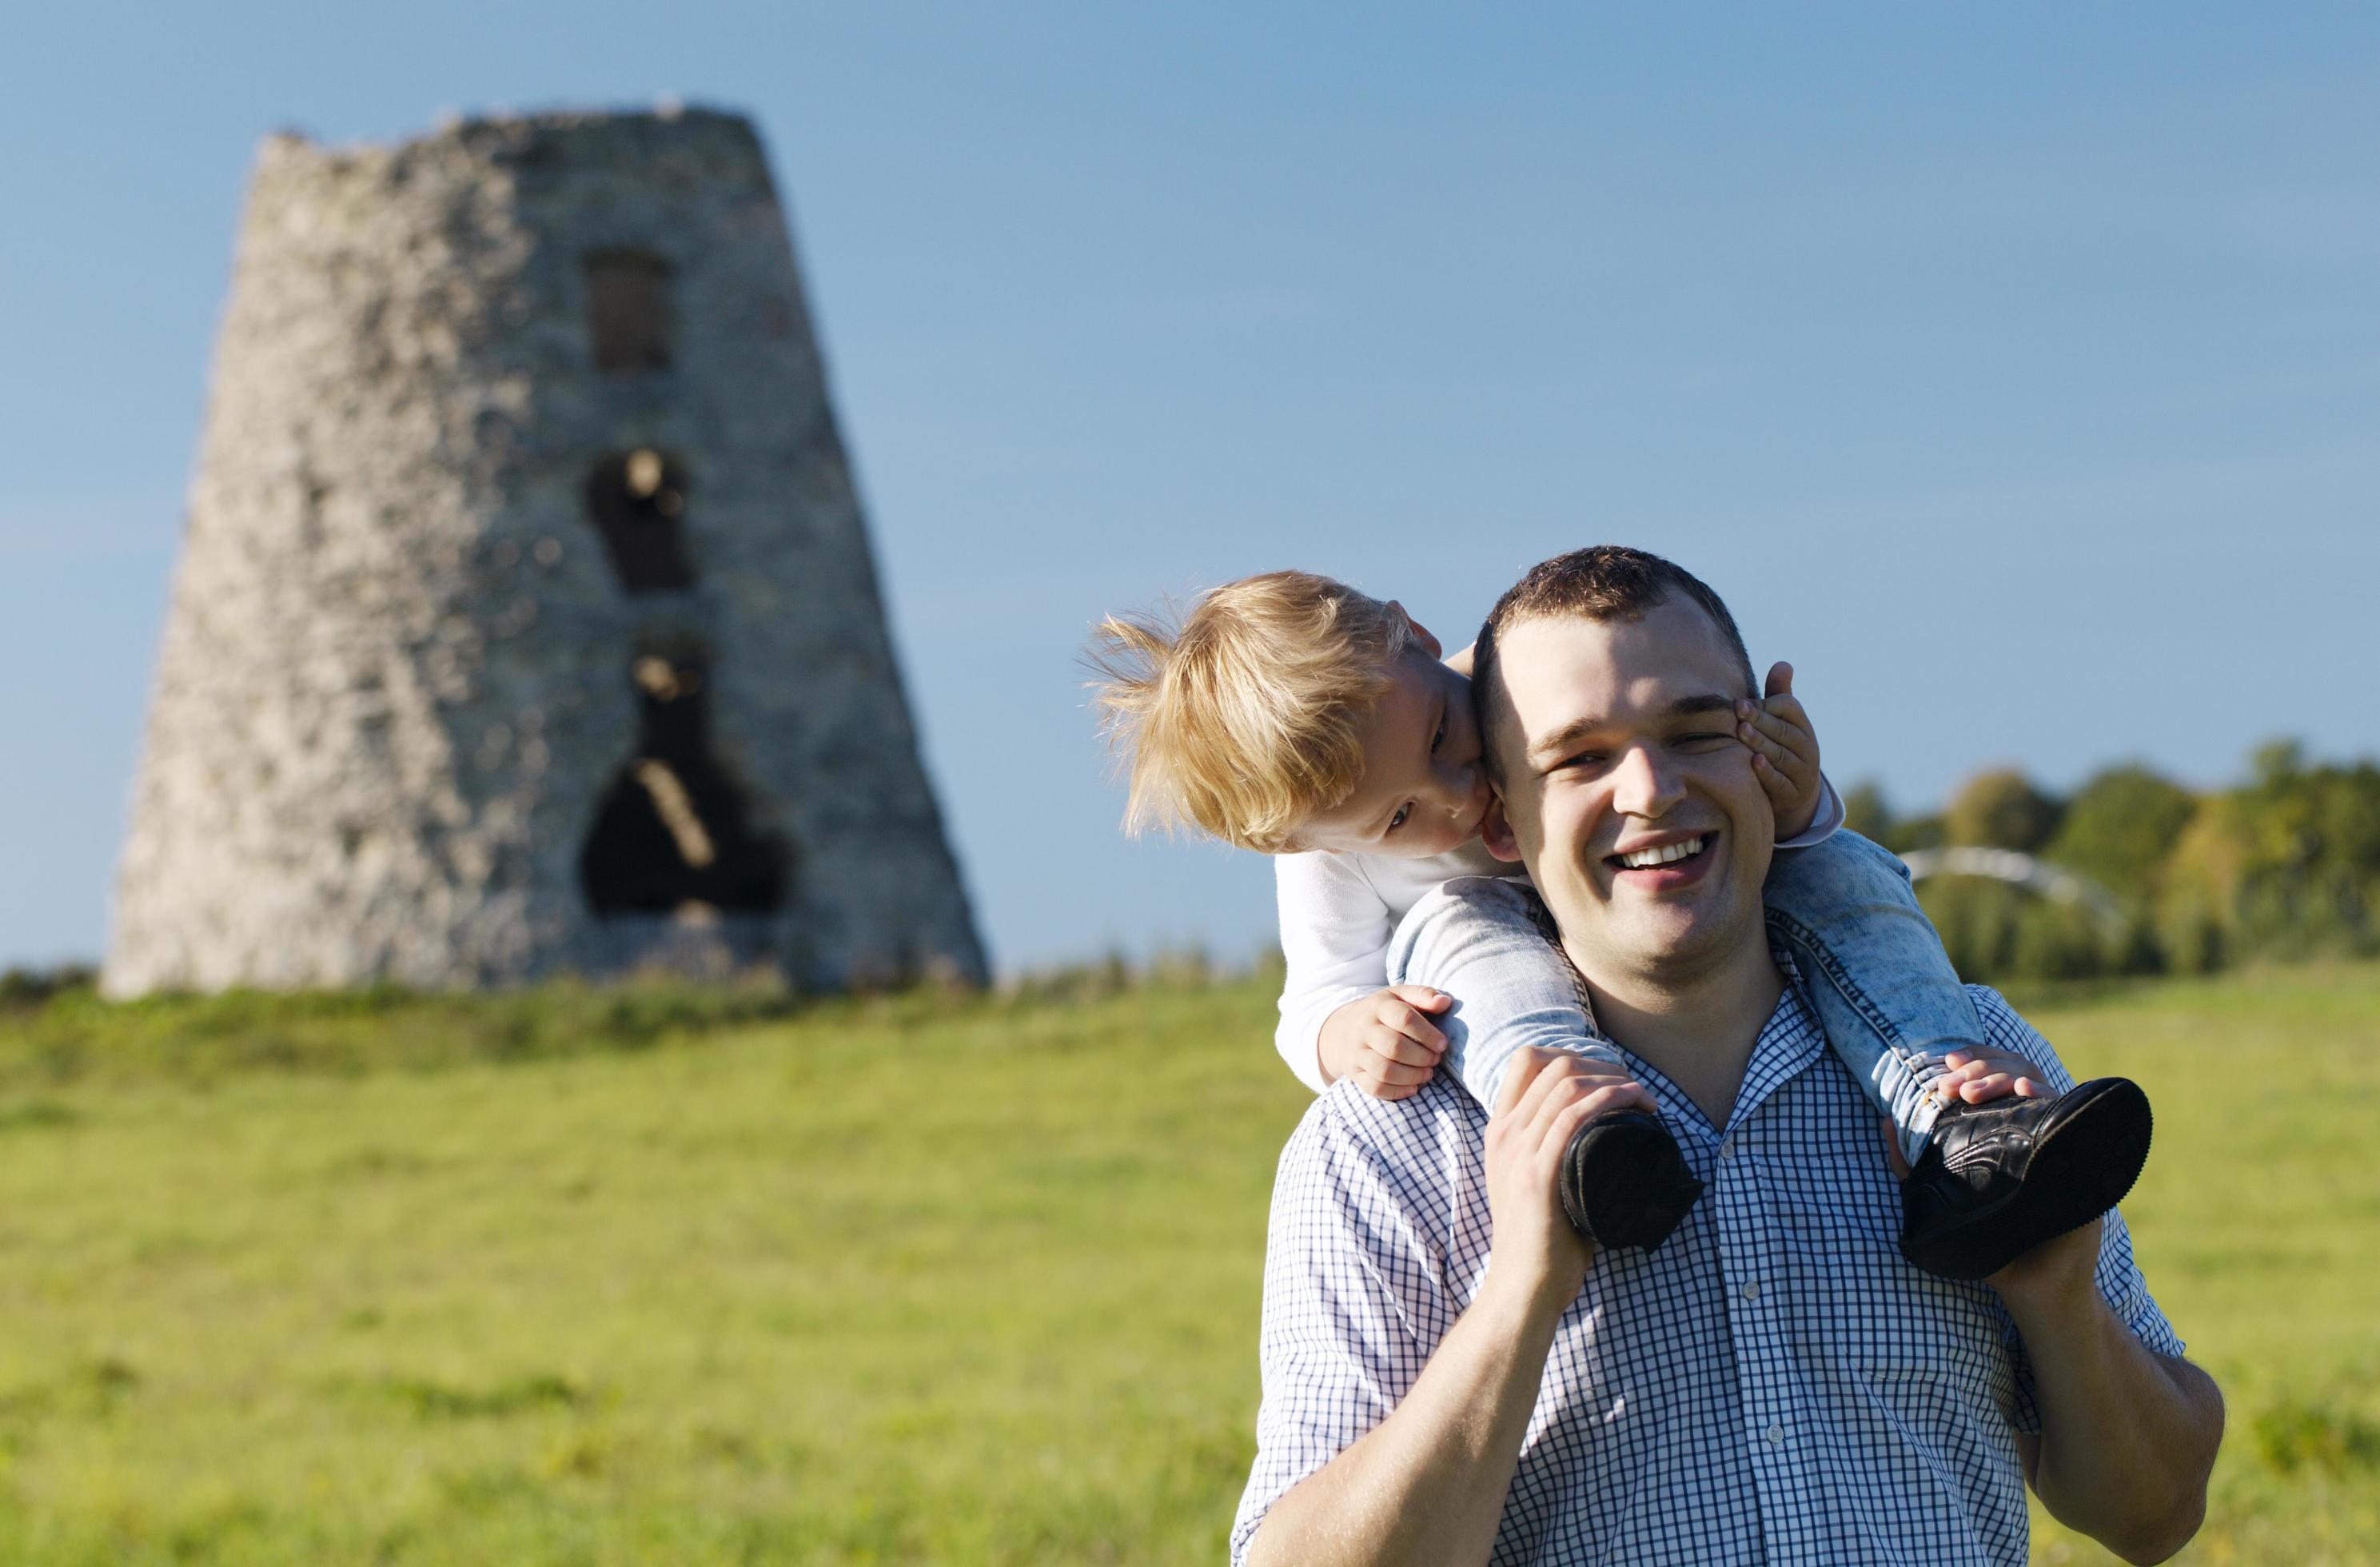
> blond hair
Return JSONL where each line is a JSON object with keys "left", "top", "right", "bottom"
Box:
{"left": 1088, "top": 571, "right": 1415, "bottom": 853}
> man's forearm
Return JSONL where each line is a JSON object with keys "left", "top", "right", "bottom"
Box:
{"left": 1247, "top": 1271, "right": 1567, "bottom": 1567}
{"left": 2008, "top": 1280, "right": 2223, "bottom": 1564}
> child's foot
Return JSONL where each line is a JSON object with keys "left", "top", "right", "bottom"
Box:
{"left": 1559, "top": 1109, "right": 1705, "bottom": 1252}
{"left": 1897, "top": 1078, "right": 2155, "bottom": 1282}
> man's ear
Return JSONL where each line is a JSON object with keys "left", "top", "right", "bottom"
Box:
{"left": 1389, "top": 601, "right": 1442, "bottom": 660}
{"left": 1480, "top": 794, "right": 1525, "bottom": 863}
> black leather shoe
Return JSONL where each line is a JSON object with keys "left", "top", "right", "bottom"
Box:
{"left": 1559, "top": 1108, "right": 1705, "bottom": 1252}
{"left": 1899, "top": 1077, "right": 2154, "bottom": 1282}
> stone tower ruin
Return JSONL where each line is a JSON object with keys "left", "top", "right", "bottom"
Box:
{"left": 105, "top": 107, "right": 988, "bottom": 995}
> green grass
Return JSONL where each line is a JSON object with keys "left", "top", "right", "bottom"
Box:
{"left": 0, "top": 965, "right": 2373, "bottom": 1564}
{"left": 2006, "top": 963, "right": 2380, "bottom": 1565}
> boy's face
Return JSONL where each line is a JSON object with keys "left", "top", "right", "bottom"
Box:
{"left": 1297, "top": 644, "right": 1490, "bottom": 859}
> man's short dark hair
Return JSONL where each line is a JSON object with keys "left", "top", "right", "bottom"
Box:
{"left": 1473, "top": 546, "right": 1759, "bottom": 780}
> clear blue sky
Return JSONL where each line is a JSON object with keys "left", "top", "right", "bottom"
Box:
{"left": 4, "top": 4, "right": 2375, "bottom": 975}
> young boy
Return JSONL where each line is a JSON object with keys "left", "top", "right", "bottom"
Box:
{"left": 1091, "top": 563, "right": 2153, "bottom": 1281}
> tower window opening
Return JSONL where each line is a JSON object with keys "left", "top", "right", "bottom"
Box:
{"left": 584, "top": 449, "right": 695, "bottom": 592}
{"left": 582, "top": 249, "right": 674, "bottom": 373}
{"left": 581, "top": 652, "right": 790, "bottom": 917}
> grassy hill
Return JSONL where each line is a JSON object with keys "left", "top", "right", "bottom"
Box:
{"left": 0, "top": 965, "right": 2374, "bottom": 1564}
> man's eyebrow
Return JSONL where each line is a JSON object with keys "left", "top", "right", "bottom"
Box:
{"left": 1666, "top": 693, "right": 1738, "bottom": 720}
{"left": 1525, "top": 692, "right": 1741, "bottom": 768}
{"left": 1527, "top": 714, "right": 1607, "bottom": 768}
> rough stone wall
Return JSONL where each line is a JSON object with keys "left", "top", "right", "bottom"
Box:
{"left": 106, "top": 108, "right": 987, "bottom": 995}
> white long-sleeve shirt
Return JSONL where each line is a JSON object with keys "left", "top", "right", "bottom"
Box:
{"left": 1270, "top": 776, "right": 1846, "bottom": 1092}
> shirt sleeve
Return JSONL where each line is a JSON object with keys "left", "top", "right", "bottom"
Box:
{"left": 1963, "top": 987, "right": 2188, "bottom": 1433}
{"left": 1273, "top": 851, "right": 1400, "bottom": 1094}
{"left": 1774, "top": 771, "right": 1846, "bottom": 851}
{"left": 1230, "top": 1093, "right": 1437, "bottom": 1563}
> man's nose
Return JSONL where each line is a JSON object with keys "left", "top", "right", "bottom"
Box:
{"left": 1609, "top": 744, "right": 1683, "bottom": 818}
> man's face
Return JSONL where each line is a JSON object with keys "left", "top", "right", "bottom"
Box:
{"left": 1480, "top": 598, "right": 1772, "bottom": 985}
{"left": 1298, "top": 648, "right": 1490, "bottom": 859}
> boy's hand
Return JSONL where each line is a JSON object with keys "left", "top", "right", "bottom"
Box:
{"left": 1879, "top": 1049, "right": 2058, "bottom": 1178}
{"left": 1934, "top": 1048, "right": 2055, "bottom": 1106}
{"left": 1320, "top": 986, "right": 1450, "bottom": 1100}
{"left": 1737, "top": 661, "right": 1824, "bottom": 840}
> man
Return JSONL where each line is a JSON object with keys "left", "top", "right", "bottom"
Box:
{"left": 1231, "top": 547, "right": 2223, "bottom": 1565}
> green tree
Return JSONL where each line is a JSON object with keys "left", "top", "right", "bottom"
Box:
{"left": 1841, "top": 781, "right": 1893, "bottom": 843}
{"left": 1916, "top": 876, "right": 2023, "bottom": 983}
{"left": 1946, "top": 769, "right": 2064, "bottom": 853}
{"left": 2156, "top": 740, "right": 2380, "bottom": 965}
{"left": 1882, "top": 813, "right": 1947, "bottom": 854}
{"left": 2043, "top": 764, "right": 2199, "bottom": 903}
{"left": 1916, "top": 875, "right": 2108, "bottom": 983}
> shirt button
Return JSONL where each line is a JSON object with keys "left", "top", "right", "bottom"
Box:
{"left": 1765, "top": 1422, "right": 1784, "bottom": 1445}
{"left": 1719, "top": 1139, "right": 1736, "bottom": 1161}
{"left": 1742, "top": 1281, "right": 1762, "bottom": 1301}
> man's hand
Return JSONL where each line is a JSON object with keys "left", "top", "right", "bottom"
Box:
{"left": 1874, "top": 1103, "right": 2101, "bottom": 1310}
{"left": 1988, "top": 1214, "right": 2105, "bottom": 1317}
{"left": 1737, "top": 661, "right": 1824, "bottom": 840}
{"left": 1995, "top": 1206, "right": 2223, "bottom": 1563}
{"left": 1250, "top": 1047, "right": 1653, "bottom": 1567}
{"left": 1320, "top": 987, "right": 1451, "bottom": 1099}
{"left": 1873, "top": 1114, "right": 2109, "bottom": 1320}
{"left": 1485, "top": 1049, "right": 1654, "bottom": 1308}
{"left": 1880, "top": 1102, "right": 2215, "bottom": 1560}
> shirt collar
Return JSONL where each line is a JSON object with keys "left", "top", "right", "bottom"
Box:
{"left": 1597, "top": 947, "right": 1828, "bottom": 1142}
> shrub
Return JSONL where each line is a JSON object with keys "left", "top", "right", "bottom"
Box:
{"left": 2157, "top": 743, "right": 2380, "bottom": 964}
{"left": 1841, "top": 782, "right": 1894, "bottom": 843}
{"left": 1946, "top": 769, "right": 2063, "bottom": 853}
{"left": 2044, "top": 764, "right": 2197, "bottom": 904}
{"left": 1917, "top": 876, "right": 2107, "bottom": 984}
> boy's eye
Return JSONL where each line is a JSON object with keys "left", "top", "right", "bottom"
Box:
{"left": 1429, "top": 716, "right": 1448, "bottom": 752}
{"left": 1387, "top": 803, "right": 1413, "bottom": 833}
{"left": 1678, "top": 732, "right": 1738, "bottom": 752}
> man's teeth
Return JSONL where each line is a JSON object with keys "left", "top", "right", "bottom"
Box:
{"left": 1617, "top": 836, "right": 1708, "bottom": 870}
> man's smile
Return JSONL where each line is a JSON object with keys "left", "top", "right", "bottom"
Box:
{"left": 1605, "top": 830, "right": 1720, "bottom": 887}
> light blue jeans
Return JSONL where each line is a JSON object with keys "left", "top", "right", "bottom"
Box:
{"left": 1385, "top": 831, "right": 1982, "bottom": 1165}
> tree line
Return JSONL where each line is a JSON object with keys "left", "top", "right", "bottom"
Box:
{"left": 1848, "top": 741, "right": 2380, "bottom": 983}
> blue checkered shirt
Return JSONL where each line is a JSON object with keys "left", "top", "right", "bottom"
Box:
{"left": 1230, "top": 981, "right": 2183, "bottom": 1565}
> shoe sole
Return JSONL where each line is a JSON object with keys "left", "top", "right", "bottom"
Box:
{"left": 1565, "top": 1113, "right": 1705, "bottom": 1253}
{"left": 1900, "top": 1078, "right": 2155, "bottom": 1282}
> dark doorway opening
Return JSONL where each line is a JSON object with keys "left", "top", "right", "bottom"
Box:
{"left": 581, "top": 652, "right": 790, "bottom": 916}
{"left": 584, "top": 449, "right": 696, "bottom": 592}
{"left": 583, "top": 249, "right": 674, "bottom": 374}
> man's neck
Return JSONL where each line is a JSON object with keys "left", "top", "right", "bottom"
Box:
{"left": 1565, "top": 935, "right": 1784, "bottom": 1130}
